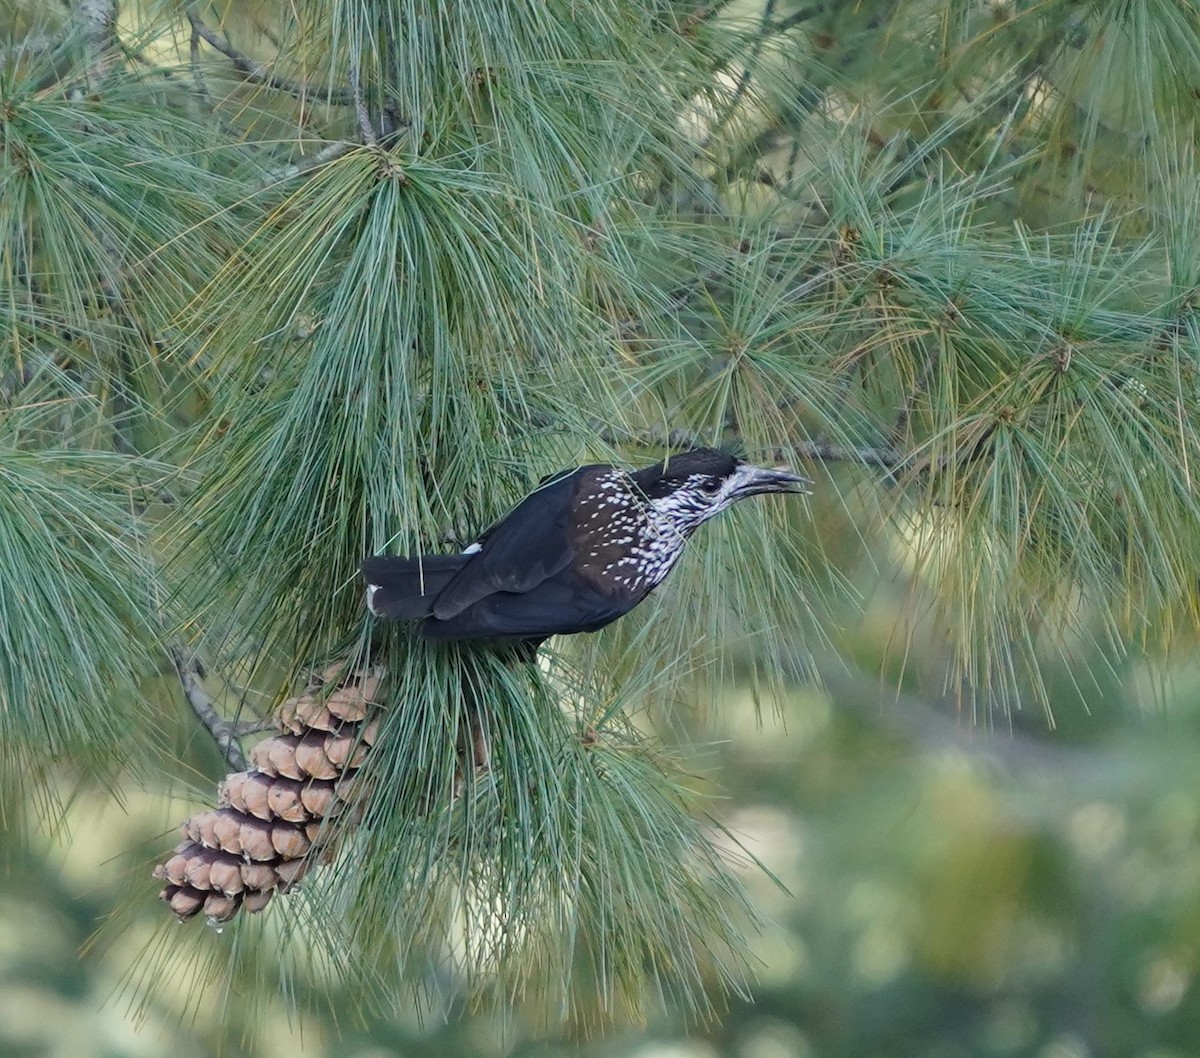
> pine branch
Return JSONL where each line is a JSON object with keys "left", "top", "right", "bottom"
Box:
{"left": 64, "top": 8, "right": 164, "bottom": 456}
{"left": 232, "top": 718, "right": 278, "bottom": 737}
{"left": 348, "top": 59, "right": 378, "bottom": 146}
{"left": 589, "top": 421, "right": 909, "bottom": 472}
{"left": 765, "top": 1, "right": 830, "bottom": 34}
{"left": 815, "top": 659, "right": 1097, "bottom": 774}
{"left": 187, "top": 24, "right": 215, "bottom": 110}
{"left": 701, "top": 0, "right": 779, "bottom": 150}
{"left": 786, "top": 438, "right": 907, "bottom": 470}
{"left": 71, "top": 0, "right": 118, "bottom": 91}
{"left": 253, "top": 139, "right": 356, "bottom": 191}
{"left": 168, "top": 646, "right": 248, "bottom": 772}
{"left": 182, "top": 1, "right": 354, "bottom": 105}
{"left": 0, "top": 33, "right": 55, "bottom": 72}
{"left": 888, "top": 346, "right": 938, "bottom": 449}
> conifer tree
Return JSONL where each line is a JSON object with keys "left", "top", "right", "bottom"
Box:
{"left": 2, "top": 0, "right": 1199, "bottom": 1028}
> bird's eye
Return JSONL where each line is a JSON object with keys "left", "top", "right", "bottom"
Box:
{"left": 700, "top": 478, "right": 722, "bottom": 494}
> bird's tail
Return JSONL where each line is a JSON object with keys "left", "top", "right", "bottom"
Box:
{"left": 360, "top": 554, "right": 469, "bottom": 619}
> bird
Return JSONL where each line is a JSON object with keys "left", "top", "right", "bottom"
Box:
{"left": 361, "top": 448, "right": 810, "bottom": 647}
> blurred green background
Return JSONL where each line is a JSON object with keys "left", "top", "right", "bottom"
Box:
{"left": 5, "top": 573, "right": 1199, "bottom": 1057}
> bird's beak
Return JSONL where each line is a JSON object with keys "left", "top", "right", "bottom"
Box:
{"left": 732, "top": 463, "right": 813, "bottom": 497}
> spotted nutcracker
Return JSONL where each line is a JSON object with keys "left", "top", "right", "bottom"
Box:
{"left": 361, "top": 448, "right": 810, "bottom": 645}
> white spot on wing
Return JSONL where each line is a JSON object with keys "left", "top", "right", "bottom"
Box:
{"left": 461, "top": 541, "right": 483, "bottom": 555}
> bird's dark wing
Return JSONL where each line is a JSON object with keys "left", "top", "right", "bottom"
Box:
{"left": 422, "top": 575, "right": 631, "bottom": 640}
{"left": 431, "top": 468, "right": 589, "bottom": 620}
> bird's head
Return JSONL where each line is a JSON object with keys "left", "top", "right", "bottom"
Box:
{"left": 630, "top": 447, "right": 811, "bottom": 533}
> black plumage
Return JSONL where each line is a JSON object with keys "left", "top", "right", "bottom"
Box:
{"left": 361, "top": 448, "right": 809, "bottom": 646}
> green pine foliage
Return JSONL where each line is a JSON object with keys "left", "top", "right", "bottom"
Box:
{"left": 1, "top": 0, "right": 1199, "bottom": 1029}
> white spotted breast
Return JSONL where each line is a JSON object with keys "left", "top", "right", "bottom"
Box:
{"left": 571, "top": 468, "right": 690, "bottom": 600}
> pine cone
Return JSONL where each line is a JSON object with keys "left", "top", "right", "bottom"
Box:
{"left": 154, "top": 665, "right": 382, "bottom": 923}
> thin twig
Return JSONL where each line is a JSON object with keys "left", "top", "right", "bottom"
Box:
{"left": 183, "top": 0, "right": 354, "bottom": 104}
{"left": 593, "top": 422, "right": 706, "bottom": 452}
{"left": 814, "top": 657, "right": 1096, "bottom": 773}
{"left": 253, "top": 139, "right": 355, "bottom": 191}
{"left": 73, "top": 0, "right": 118, "bottom": 91}
{"left": 377, "top": 18, "right": 410, "bottom": 138}
{"left": 765, "top": 2, "right": 830, "bottom": 35}
{"left": 0, "top": 32, "right": 55, "bottom": 72}
{"left": 782, "top": 439, "right": 906, "bottom": 469}
{"left": 592, "top": 420, "right": 909, "bottom": 471}
{"left": 232, "top": 718, "right": 279, "bottom": 737}
{"left": 67, "top": 0, "right": 156, "bottom": 459}
{"left": 680, "top": 0, "right": 740, "bottom": 32}
{"left": 253, "top": 17, "right": 283, "bottom": 50}
{"left": 348, "top": 58, "right": 378, "bottom": 145}
{"left": 522, "top": 393, "right": 914, "bottom": 473}
{"left": 889, "top": 347, "right": 939, "bottom": 449}
{"left": 62, "top": 2, "right": 131, "bottom": 457}
{"left": 701, "top": 0, "right": 779, "bottom": 151}
{"left": 615, "top": 244, "right": 753, "bottom": 340}
{"left": 164, "top": 22, "right": 253, "bottom": 139}
{"left": 188, "top": 26, "right": 214, "bottom": 110}
{"left": 169, "top": 646, "right": 248, "bottom": 772}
